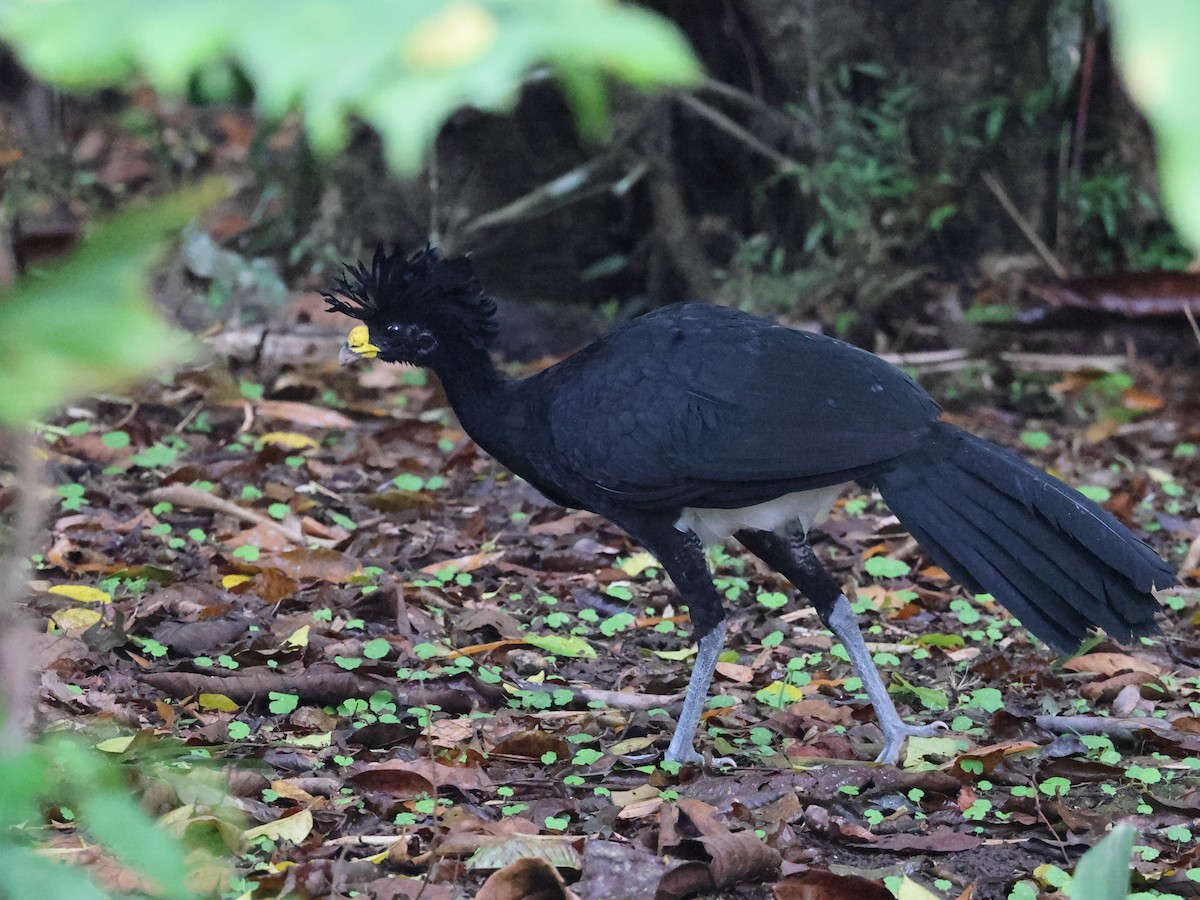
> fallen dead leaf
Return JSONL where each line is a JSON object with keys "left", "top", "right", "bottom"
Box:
{"left": 255, "top": 399, "right": 355, "bottom": 429}
{"left": 475, "top": 856, "right": 578, "bottom": 900}
{"left": 772, "top": 869, "right": 894, "bottom": 900}
{"left": 1063, "top": 652, "right": 1165, "bottom": 677}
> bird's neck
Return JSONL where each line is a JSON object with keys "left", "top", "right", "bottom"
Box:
{"left": 426, "top": 342, "right": 518, "bottom": 453}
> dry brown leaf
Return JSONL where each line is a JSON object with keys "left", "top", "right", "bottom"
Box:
{"left": 351, "top": 757, "right": 492, "bottom": 794}
{"left": 419, "top": 549, "right": 504, "bottom": 575}
{"left": 270, "top": 547, "right": 361, "bottom": 581}
{"left": 773, "top": 869, "right": 895, "bottom": 900}
{"left": 715, "top": 661, "right": 755, "bottom": 683}
{"left": 1062, "top": 652, "right": 1165, "bottom": 677}
{"left": 475, "top": 857, "right": 578, "bottom": 900}
{"left": 256, "top": 399, "right": 355, "bottom": 429}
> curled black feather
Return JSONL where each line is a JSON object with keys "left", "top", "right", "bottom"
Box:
{"left": 323, "top": 244, "right": 498, "bottom": 349}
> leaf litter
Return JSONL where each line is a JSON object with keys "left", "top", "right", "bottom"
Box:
{"left": 17, "top": 335, "right": 1200, "bottom": 899}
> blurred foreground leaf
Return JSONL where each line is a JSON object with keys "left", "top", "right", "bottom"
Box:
{"left": 1067, "top": 823, "right": 1134, "bottom": 900}
{"left": 0, "top": 180, "right": 226, "bottom": 425}
{"left": 0, "top": 736, "right": 210, "bottom": 900}
{"left": 0, "top": 0, "right": 700, "bottom": 172}
{"left": 1109, "top": 1, "right": 1200, "bottom": 250}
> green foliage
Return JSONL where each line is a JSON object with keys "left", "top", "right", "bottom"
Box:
{"left": 0, "top": 182, "right": 222, "bottom": 425}
{"left": 864, "top": 555, "right": 911, "bottom": 579}
{"left": 1071, "top": 165, "right": 1190, "bottom": 270}
{"left": 1109, "top": 1, "right": 1200, "bottom": 252}
{"left": 721, "top": 65, "right": 952, "bottom": 320}
{"left": 0, "top": 738, "right": 195, "bottom": 900}
{"left": 0, "top": 0, "right": 699, "bottom": 173}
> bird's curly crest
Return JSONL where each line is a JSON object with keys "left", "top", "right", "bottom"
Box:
{"left": 323, "top": 244, "right": 498, "bottom": 348}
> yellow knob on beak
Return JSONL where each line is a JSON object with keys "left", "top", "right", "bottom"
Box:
{"left": 342, "top": 324, "right": 380, "bottom": 362}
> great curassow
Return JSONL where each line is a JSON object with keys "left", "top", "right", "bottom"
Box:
{"left": 325, "top": 245, "right": 1176, "bottom": 765}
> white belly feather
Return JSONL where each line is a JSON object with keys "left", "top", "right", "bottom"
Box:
{"left": 675, "top": 483, "right": 848, "bottom": 546}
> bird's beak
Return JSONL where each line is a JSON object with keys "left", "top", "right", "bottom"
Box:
{"left": 341, "top": 324, "right": 380, "bottom": 364}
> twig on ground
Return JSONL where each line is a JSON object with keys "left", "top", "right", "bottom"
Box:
{"left": 1029, "top": 776, "right": 1072, "bottom": 866}
{"left": 981, "top": 171, "right": 1069, "bottom": 280}
{"left": 1183, "top": 303, "right": 1200, "bottom": 349}
{"left": 576, "top": 687, "right": 683, "bottom": 711}
{"left": 143, "top": 485, "right": 337, "bottom": 548}
{"left": 878, "top": 348, "right": 1126, "bottom": 375}
{"left": 1034, "top": 714, "right": 1176, "bottom": 738}
{"left": 697, "top": 77, "right": 797, "bottom": 130}
{"left": 1182, "top": 536, "right": 1200, "bottom": 574}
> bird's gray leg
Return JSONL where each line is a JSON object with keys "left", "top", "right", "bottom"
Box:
{"left": 621, "top": 517, "right": 732, "bottom": 766}
{"left": 825, "top": 593, "right": 945, "bottom": 763}
{"left": 665, "top": 619, "right": 727, "bottom": 764}
{"left": 736, "top": 528, "right": 944, "bottom": 764}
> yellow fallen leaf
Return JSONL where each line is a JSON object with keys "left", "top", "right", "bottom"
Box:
{"left": 282, "top": 732, "right": 332, "bottom": 749}
{"left": 222, "top": 574, "right": 253, "bottom": 589}
{"left": 653, "top": 647, "right": 695, "bottom": 661}
{"left": 608, "top": 736, "right": 657, "bottom": 757}
{"left": 755, "top": 680, "right": 806, "bottom": 705}
{"left": 898, "top": 877, "right": 943, "bottom": 900}
{"left": 244, "top": 809, "right": 313, "bottom": 845}
{"left": 198, "top": 693, "right": 240, "bottom": 712}
{"left": 618, "top": 551, "right": 658, "bottom": 577}
{"left": 257, "top": 432, "right": 319, "bottom": 451}
{"left": 283, "top": 625, "right": 309, "bottom": 648}
{"left": 610, "top": 784, "right": 660, "bottom": 807}
{"left": 50, "top": 607, "right": 102, "bottom": 634}
{"left": 96, "top": 736, "right": 135, "bottom": 754}
{"left": 48, "top": 584, "right": 111, "bottom": 604}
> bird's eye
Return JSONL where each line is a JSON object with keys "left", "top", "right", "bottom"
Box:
{"left": 385, "top": 322, "right": 405, "bottom": 334}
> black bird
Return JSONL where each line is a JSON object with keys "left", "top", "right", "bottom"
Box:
{"left": 325, "top": 245, "right": 1176, "bottom": 765}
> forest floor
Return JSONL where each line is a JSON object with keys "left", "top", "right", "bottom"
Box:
{"left": 3, "top": 68, "right": 1200, "bottom": 900}
{"left": 19, "top": 314, "right": 1200, "bottom": 900}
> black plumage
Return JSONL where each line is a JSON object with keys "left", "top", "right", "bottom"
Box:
{"left": 325, "top": 245, "right": 1176, "bottom": 765}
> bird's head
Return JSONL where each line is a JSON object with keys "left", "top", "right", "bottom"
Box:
{"left": 323, "top": 244, "right": 498, "bottom": 366}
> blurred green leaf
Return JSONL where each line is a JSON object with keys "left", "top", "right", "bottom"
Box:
{"left": 1067, "top": 823, "right": 1134, "bottom": 900}
{"left": 0, "top": 181, "right": 226, "bottom": 425}
{"left": 0, "top": 0, "right": 700, "bottom": 173}
{"left": 1109, "top": 1, "right": 1200, "bottom": 250}
{"left": 0, "top": 736, "right": 206, "bottom": 900}
{"left": 0, "top": 846, "right": 110, "bottom": 900}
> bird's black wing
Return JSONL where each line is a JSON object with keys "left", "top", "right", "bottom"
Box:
{"left": 542, "top": 304, "right": 940, "bottom": 509}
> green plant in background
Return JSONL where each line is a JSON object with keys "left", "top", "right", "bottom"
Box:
{"left": 1072, "top": 163, "right": 1191, "bottom": 271}
{"left": 720, "top": 65, "right": 952, "bottom": 327}
{"left": 0, "top": 0, "right": 699, "bottom": 174}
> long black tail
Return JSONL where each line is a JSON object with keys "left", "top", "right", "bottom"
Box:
{"left": 870, "top": 422, "right": 1176, "bottom": 651}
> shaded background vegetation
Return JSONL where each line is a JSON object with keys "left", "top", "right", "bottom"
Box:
{"left": 1, "top": 0, "right": 1190, "bottom": 354}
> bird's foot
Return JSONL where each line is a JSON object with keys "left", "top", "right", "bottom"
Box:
{"left": 664, "top": 744, "right": 737, "bottom": 769}
{"left": 874, "top": 719, "right": 949, "bottom": 765}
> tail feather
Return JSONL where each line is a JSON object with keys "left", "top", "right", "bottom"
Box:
{"left": 871, "top": 422, "right": 1175, "bottom": 652}
{"left": 921, "top": 456, "right": 1151, "bottom": 639}
{"left": 895, "top": 479, "right": 1096, "bottom": 648}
